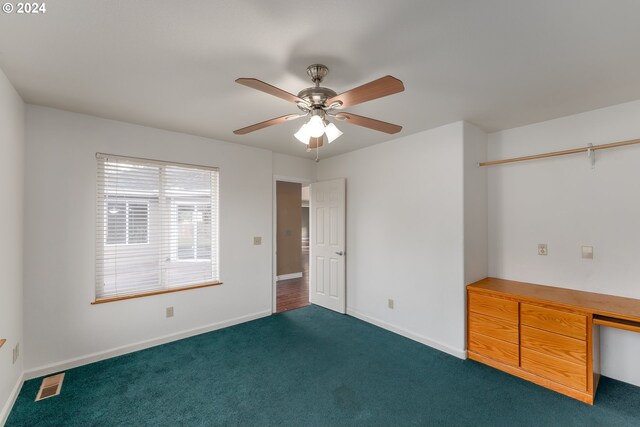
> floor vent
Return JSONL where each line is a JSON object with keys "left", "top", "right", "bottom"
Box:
{"left": 35, "top": 373, "right": 65, "bottom": 401}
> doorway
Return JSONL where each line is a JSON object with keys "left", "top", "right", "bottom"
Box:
{"left": 275, "top": 180, "right": 310, "bottom": 313}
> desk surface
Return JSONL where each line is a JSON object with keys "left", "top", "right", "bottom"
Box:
{"left": 469, "top": 277, "right": 640, "bottom": 323}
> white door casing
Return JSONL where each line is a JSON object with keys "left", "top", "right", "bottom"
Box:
{"left": 309, "top": 178, "right": 346, "bottom": 313}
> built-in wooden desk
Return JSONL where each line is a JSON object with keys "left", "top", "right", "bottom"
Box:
{"left": 467, "top": 277, "right": 640, "bottom": 404}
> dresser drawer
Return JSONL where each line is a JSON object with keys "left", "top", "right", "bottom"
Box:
{"left": 469, "top": 311, "right": 518, "bottom": 344}
{"left": 521, "top": 347, "right": 587, "bottom": 391}
{"left": 468, "top": 292, "right": 518, "bottom": 323}
{"left": 521, "top": 303, "right": 586, "bottom": 340}
{"left": 469, "top": 331, "right": 519, "bottom": 366}
{"left": 521, "top": 326, "right": 587, "bottom": 365}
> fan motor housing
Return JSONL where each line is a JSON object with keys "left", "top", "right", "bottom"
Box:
{"left": 297, "top": 86, "right": 337, "bottom": 107}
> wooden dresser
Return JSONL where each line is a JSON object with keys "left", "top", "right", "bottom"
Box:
{"left": 467, "top": 277, "right": 640, "bottom": 404}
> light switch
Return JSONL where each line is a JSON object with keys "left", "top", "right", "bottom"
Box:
{"left": 582, "top": 246, "right": 593, "bottom": 259}
{"left": 253, "top": 236, "right": 262, "bottom": 245}
{"left": 13, "top": 343, "right": 19, "bottom": 364}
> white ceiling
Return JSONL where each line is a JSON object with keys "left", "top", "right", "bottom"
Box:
{"left": 2, "top": 0, "right": 640, "bottom": 159}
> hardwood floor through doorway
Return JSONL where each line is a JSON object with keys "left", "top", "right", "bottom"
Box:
{"left": 276, "top": 247, "right": 309, "bottom": 313}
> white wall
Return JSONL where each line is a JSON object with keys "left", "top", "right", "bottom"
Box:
{"left": 24, "top": 106, "right": 274, "bottom": 374}
{"left": 488, "top": 99, "right": 640, "bottom": 386}
{"left": 0, "top": 68, "right": 25, "bottom": 424}
{"left": 272, "top": 152, "right": 316, "bottom": 182}
{"left": 317, "top": 122, "right": 468, "bottom": 356}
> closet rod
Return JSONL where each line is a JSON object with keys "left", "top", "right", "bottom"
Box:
{"left": 480, "top": 138, "right": 640, "bottom": 167}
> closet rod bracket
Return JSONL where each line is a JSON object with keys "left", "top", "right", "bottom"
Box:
{"left": 587, "top": 143, "right": 595, "bottom": 169}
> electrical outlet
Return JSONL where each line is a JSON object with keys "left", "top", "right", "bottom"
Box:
{"left": 166, "top": 307, "right": 174, "bottom": 318}
{"left": 538, "top": 244, "right": 548, "bottom": 256}
{"left": 13, "top": 343, "right": 19, "bottom": 364}
{"left": 582, "top": 246, "right": 594, "bottom": 259}
{"left": 253, "top": 236, "right": 262, "bottom": 245}
{"left": 388, "top": 299, "right": 394, "bottom": 309}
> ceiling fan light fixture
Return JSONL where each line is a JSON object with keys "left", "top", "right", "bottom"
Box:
{"left": 307, "top": 115, "right": 325, "bottom": 138}
{"left": 325, "top": 122, "right": 342, "bottom": 143}
{"left": 294, "top": 123, "right": 312, "bottom": 144}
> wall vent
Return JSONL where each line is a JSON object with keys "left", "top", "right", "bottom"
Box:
{"left": 35, "top": 373, "right": 65, "bottom": 401}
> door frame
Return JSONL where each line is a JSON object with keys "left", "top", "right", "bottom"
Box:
{"left": 272, "top": 175, "right": 312, "bottom": 314}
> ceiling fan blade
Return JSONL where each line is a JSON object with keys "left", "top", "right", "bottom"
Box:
{"left": 326, "top": 76, "right": 404, "bottom": 109}
{"left": 233, "top": 114, "right": 304, "bottom": 135}
{"left": 335, "top": 112, "right": 402, "bottom": 134}
{"left": 236, "top": 78, "right": 309, "bottom": 105}
{"left": 308, "top": 136, "right": 323, "bottom": 149}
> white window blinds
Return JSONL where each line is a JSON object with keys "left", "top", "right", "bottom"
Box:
{"left": 96, "top": 153, "right": 219, "bottom": 301}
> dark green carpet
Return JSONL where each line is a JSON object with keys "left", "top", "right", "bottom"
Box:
{"left": 7, "top": 305, "right": 640, "bottom": 426}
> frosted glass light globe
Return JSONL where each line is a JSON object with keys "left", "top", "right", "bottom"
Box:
{"left": 307, "top": 115, "right": 325, "bottom": 138}
{"left": 294, "top": 123, "right": 311, "bottom": 144}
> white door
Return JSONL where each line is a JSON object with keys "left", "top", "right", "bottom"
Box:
{"left": 309, "top": 178, "right": 346, "bottom": 313}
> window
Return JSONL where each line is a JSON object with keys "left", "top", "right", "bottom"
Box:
{"left": 177, "top": 204, "right": 211, "bottom": 260}
{"left": 106, "top": 199, "right": 149, "bottom": 245}
{"left": 96, "top": 154, "right": 219, "bottom": 301}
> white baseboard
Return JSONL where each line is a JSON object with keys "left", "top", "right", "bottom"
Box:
{"left": 347, "top": 308, "right": 467, "bottom": 359}
{"left": 24, "top": 310, "right": 271, "bottom": 381}
{"left": 1, "top": 372, "right": 24, "bottom": 427}
{"left": 276, "top": 272, "right": 303, "bottom": 281}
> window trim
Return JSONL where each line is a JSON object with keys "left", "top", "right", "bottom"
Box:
{"left": 90, "top": 281, "right": 223, "bottom": 304}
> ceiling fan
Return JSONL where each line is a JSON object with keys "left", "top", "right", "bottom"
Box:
{"left": 233, "top": 64, "right": 405, "bottom": 151}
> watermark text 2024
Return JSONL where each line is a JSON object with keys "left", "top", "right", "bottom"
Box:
{"left": 2, "top": 3, "right": 47, "bottom": 14}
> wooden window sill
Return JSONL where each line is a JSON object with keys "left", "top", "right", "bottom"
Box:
{"left": 91, "top": 281, "right": 223, "bottom": 305}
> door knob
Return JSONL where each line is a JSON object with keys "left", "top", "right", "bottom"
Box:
{"left": 335, "top": 251, "right": 344, "bottom": 256}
